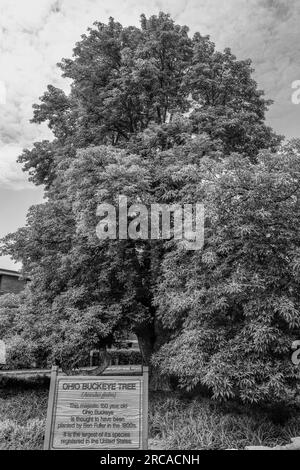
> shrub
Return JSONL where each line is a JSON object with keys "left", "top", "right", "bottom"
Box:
{"left": 109, "top": 348, "right": 142, "bottom": 365}
{"left": 5, "top": 336, "right": 37, "bottom": 369}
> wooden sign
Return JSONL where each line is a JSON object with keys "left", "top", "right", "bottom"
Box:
{"left": 44, "top": 366, "right": 148, "bottom": 450}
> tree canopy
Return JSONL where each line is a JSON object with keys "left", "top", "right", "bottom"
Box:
{"left": 2, "top": 12, "right": 299, "bottom": 403}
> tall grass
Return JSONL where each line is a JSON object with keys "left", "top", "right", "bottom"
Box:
{"left": 0, "top": 419, "right": 45, "bottom": 450}
{"left": 149, "top": 394, "right": 300, "bottom": 450}
{"left": 0, "top": 377, "right": 48, "bottom": 450}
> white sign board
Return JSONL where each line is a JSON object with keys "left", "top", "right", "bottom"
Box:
{"left": 44, "top": 367, "right": 148, "bottom": 450}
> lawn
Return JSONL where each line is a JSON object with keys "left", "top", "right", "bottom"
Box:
{"left": 0, "top": 377, "right": 300, "bottom": 450}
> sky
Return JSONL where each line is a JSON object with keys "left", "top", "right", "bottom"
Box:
{"left": 0, "top": 0, "right": 300, "bottom": 269}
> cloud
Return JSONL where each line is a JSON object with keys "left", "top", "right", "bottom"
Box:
{"left": 0, "top": 0, "right": 299, "bottom": 190}
{"left": 0, "top": 80, "right": 6, "bottom": 105}
{"left": 0, "top": 144, "right": 36, "bottom": 189}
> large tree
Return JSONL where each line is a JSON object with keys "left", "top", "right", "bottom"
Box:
{"left": 154, "top": 141, "right": 300, "bottom": 403}
{"left": 3, "top": 13, "right": 294, "bottom": 399}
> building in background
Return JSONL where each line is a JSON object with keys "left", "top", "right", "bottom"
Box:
{"left": 0, "top": 268, "right": 27, "bottom": 295}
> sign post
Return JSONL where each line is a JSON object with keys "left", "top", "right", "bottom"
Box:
{"left": 44, "top": 366, "right": 148, "bottom": 450}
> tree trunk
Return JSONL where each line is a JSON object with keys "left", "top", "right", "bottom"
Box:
{"left": 136, "top": 324, "right": 173, "bottom": 391}
{"left": 137, "top": 329, "right": 154, "bottom": 365}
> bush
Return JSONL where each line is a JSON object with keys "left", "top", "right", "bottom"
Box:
{"left": 0, "top": 375, "right": 50, "bottom": 391}
{"left": 109, "top": 348, "right": 142, "bottom": 365}
{"left": 5, "top": 336, "right": 37, "bottom": 369}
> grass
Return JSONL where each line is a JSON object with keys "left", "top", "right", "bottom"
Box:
{"left": 149, "top": 394, "right": 300, "bottom": 449}
{"left": 0, "top": 377, "right": 300, "bottom": 450}
{"left": 0, "top": 377, "right": 48, "bottom": 450}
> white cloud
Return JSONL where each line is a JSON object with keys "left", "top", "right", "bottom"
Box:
{"left": 0, "top": 0, "right": 299, "bottom": 190}
{"left": 0, "top": 80, "right": 6, "bottom": 105}
{"left": 0, "top": 255, "right": 21, "bottom": 270}
{"left": 0, "top": 144, "right": 35, "bottom": 189}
